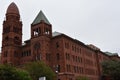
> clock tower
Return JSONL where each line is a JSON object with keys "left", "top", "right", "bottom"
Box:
{"left": 1, "top": 2, "right": 22, "bottom": 65}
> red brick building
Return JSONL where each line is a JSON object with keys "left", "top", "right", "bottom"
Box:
{"left": 1, "top": 2, "right": 120, "bottom": 80}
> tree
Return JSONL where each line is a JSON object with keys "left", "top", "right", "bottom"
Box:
{"left": 102, "top": 60, "right": 120, "bottom": 80}
{"left": 76, "top": 76, "right": 89, "bottom": 80}
{"left": 0, "top": 64, "right": 32, "bottom": 80}
{"left": 16, "top": 69, "right": 32, "bottom": 80}
{"left": 24, "top": 61, "right": 56, "bottom": 80}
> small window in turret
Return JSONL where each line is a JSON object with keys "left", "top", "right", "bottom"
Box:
{"left": 33, "top": 28, "right": 41, "bottom": 36}
{"left": 5, "top": 36, "right": 9, "bottom": 41}
{"left": 13, "top": 27, "right": 19, "bottom": 33}
{"left": 4, "top": 26, "right": 10, "bottom": 33}
{"left": 14, "top": 36, "right": 21, "bottom": 45}
{"left": 44, "top": 28, "right": 50, "bottom": 35}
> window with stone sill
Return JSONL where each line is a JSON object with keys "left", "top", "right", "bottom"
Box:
{"left": 56, "top": 53, "right": 60, "bottom": 60}
{"left": 72, "top": 45, "right": 74, "bottom": 51}
{"left": 72, "top": 55, "right": 75, "bottom": 62}
{"left": 4, "top": 51, "right": 8, "bottom": 57}
{"left": 66, "top": 53, "right": 70, "bottom": 60}
{"left": 46, "top": 53, "right": 51, "bottom": 61}
{"left": 14, "top": 51, "right": 19, "bottom": 57}
{"left": 22, "top": 50, "right": 31, "bottom": 57}
{"left": 66, "top": 64, "right": 71, "bottom": 72}
{"left": 3, "top": 26, "right": 10, "bottom": 33}
{"left": 56, "top": 42, "right": 59, "bottom": 48}
{"left": 65, "top": 42, "right": 69, "bottom": 49}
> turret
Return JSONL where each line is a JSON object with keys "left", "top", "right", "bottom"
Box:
{"left": 1, "top": 2, "right": 22, "bottom": 65}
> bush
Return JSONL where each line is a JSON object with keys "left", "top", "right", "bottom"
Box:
{"left": 0, "top": 64, "right": 32, "bottom": 80}
{"left": 24, "top": 61, "right": 56, "bottom": 80}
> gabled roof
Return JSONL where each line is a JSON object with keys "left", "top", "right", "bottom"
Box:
{"left": 32, "top": 10, "right": 50, "bottom": 25}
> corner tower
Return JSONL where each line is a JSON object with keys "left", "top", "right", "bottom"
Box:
{"left": 31, "top": 11, "right": 52, "bottom": 38}
{"left": 31, "top": 11, "right": 52, "bottom": 64}
{"left": 1, "top": 2, "right": 22, "bottom": 65}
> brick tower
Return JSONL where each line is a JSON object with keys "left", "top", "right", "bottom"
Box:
{"left": 1, "top": 2, "right": 22, "bottom": 65}
{"left": 31, "top": 11, "right": 52, "bottom": 65}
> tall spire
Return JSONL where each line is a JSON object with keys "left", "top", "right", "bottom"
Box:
{"left": 32, "top": 10, "right": 50, "bottom": 25}
{"left": 6, "top": 2, "right": 19, "bottom": 15}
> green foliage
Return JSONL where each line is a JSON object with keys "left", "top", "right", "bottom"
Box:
{"left": 16, "top": 69, "right": 32, "bottom": 80}
{"left": 0, "top": 64, "right": 32, "bottom": 80}
{"left": 76, "top": 76, "right": 89, "bottom": 80}
{"left": 24, "top": 61, "right": 56, "bottom": 80}
{"left": 102, "top": 60, "right": 120, "bottom": 80}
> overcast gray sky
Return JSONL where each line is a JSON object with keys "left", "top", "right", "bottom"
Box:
{"left": 0, "top": 0, "right": 120, "bottom": 55}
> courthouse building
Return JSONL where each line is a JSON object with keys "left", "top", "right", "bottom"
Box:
{"left": 1, "top": 2, "right": 120, "bottom": 80}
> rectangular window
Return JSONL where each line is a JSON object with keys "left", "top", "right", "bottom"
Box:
{"left": 14, "top": 51, "right": 19, "bottom": 57}
{"left": 4, "top": 51, "right": 8, "bottom": 57}
{"left": 65, "top": 42, "right": 69, "bottom": 49}
{"left": 21, "top": 50, "right": 31, "bottom": 57}
{"left": 56, "top": 42, "right": 59, "bottom": 48}
{"left": 46, "top": 53, "right": 51, "bottom": 61}
{"left": 66, "top": 64, "right": 71, "bottom": 72}
{"left": 72, "top": 55, "right": 75, "bottom": 62}
{"left": 72, "top": 46, "right": 74, "bottom": 51}
{"left": 74, "top": 66, "right": 76, "bottom": 73}
{"left": 66, "top": 53, "right": 70, "bottom": 60}
{"left": 66, "top": 64, "right": 69, "bottom": 72}
{"left": 56, "top": 53, "right": 60, "bottom": 60}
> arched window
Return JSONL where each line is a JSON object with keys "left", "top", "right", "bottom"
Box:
{"left": 4, "top": 26, "right": 10, "bottom": 33}
{"left": 44, "top": 28, "right": 50, "bottom": 35}
{"left": 14, "top": 36, "right": 19, "bottom": 40}
{"left": 34, "top": 42, "right": 40, "bottom": 50}
{"left": 5, "top": 36, "right": 9, "bottom": 41}
{"left": 13, "top": 27, "right": 19, "bottom": 33}
{"left": 14, "top": 36, "right": 21, "bottom": 45}
{"left": 34, "top": 42, "right": 41, "bottom": 61}
{"left": 33, "top": 28, "right": 41, "bottom": 37}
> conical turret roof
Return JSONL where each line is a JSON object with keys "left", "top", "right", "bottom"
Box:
{"left": 32, "top": 10, "right": 50, "bottom": 25}
{"left": 6, "top": 2, "right": 19, "bottom": 15}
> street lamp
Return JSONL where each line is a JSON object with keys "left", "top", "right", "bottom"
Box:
{"left": 55, "top": 65, "right": 59, "bottom": 80}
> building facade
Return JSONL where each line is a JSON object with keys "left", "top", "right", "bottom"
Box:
{"left": 1, "top": 2, "right": 120, "bottom": 80}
